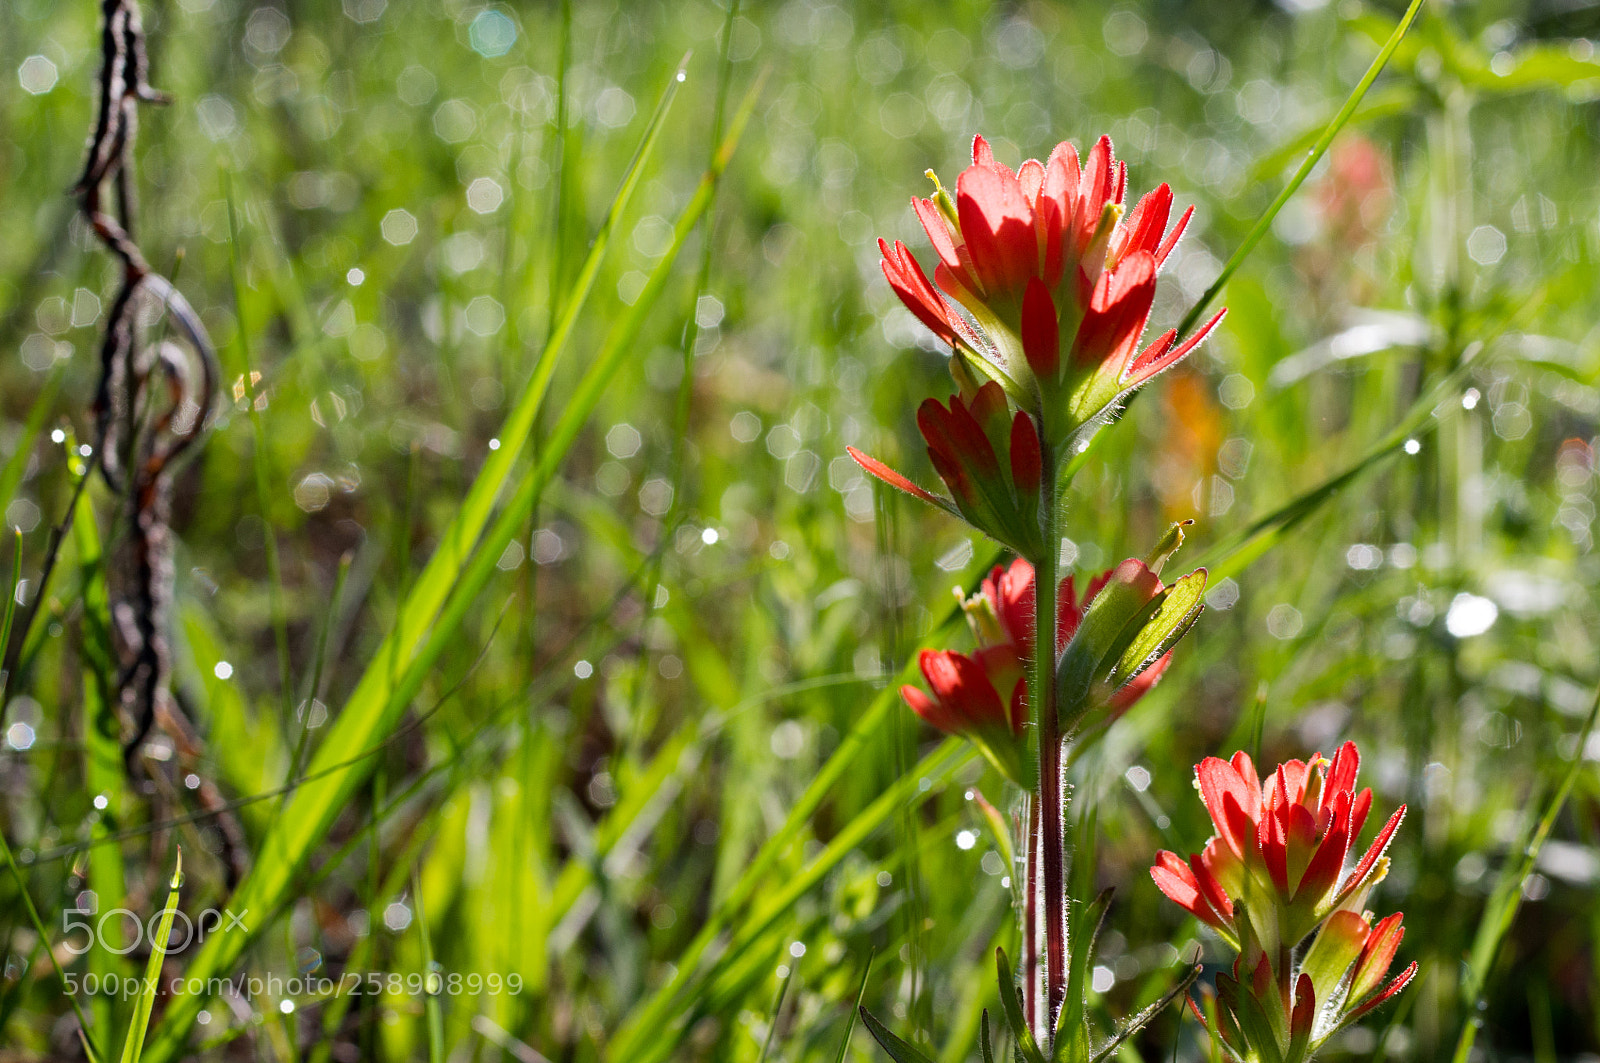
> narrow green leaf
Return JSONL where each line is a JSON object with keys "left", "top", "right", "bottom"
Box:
{"left": 615, "top": 739, "right": 969, "bottom": 1063}
{"left": 0, "top": 367, "right": 65, "bottom": 514}
{"left": 139, "top": 57, "right": 713, "bottom": 1063}
{"left": 1109, "top": 570, "right": 1208, "bottom": 690}
{"left": 0, "top": 824, "right": 104, "bottom": 1063}
{"left": 995, "top": 948, "right": 1047, "bottom": 1063}
{"left": 118, "top": 851, "right": 182, "bottom": 1063}
{"left": 833, "top": 951, "right": 876, "bottom": 1063}
{"left": 0, "top": 531, "right": 20, "bottom": 703}
{"left": 1089, "top": 966, "right": 1203, "bottom": 1063}
{"left": 411, "top": 868, "right": 445, "bottom": 1063}
{"left": 859, "top": 1007, "right": 938, "bottom": 1063}
{"left": 1195, "top": 360, "right": 1476, "bottom": 584}
{"left": 1056, "top": 886, "right": 1111, "bottom": 1063}
{"left": 757, "top": 960, "right": 797, "bottom": 1063}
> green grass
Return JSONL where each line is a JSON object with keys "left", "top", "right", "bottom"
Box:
{"left": 1, "top": 1, "right": 1598, "bottom": 1060}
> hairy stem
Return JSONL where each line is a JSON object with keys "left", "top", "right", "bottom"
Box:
{"left": 1023, "top": 793, "right": 1040, "bottom": 1038}
{"left": 1032, "top": 448, "right": 1066, "bottom": 1036}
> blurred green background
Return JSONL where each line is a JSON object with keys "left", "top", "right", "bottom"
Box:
{"left": 2, "top": 0, "right": 1598, "bottom": 1059}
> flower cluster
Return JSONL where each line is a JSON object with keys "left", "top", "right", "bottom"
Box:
{"left": 1152, "top": 743, "right": 1416, "bottom": 1061}
{"left": 852, "top": 135, "right": 1224, "bottom": 540}
{"left": 855, "top": 133, "right": 1226, "bottom": 1061}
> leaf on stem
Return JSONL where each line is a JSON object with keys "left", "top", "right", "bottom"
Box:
{"left": 858, "top": 1007, "right": 937, "bottom": 1063}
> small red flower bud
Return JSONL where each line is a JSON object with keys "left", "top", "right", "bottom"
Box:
{"left": 849, "top": 382, "right": 1045, "bottom": 558}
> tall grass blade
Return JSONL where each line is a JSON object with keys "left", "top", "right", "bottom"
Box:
{"left": 833, "top": 951, "right": 876, "bottom": 1063}
{"left": 1088, "top": 965, "right": 1202, "bottom": 1063}
{"left": 118, "top": 851, "right": 182, "bottom": 1063}
{"left": 0, "top": 367, "right": 64, "bottom": 513}
{"left": 1452, "top": 686, "right": 1600, "bottom": 1063}
{"left": 757, "top": 958, "right": 797, "bottom": 1063}
{"left": 412, "top": 868, "right": 445, "bottom": 1063}
{"left": 223, "top": 177, "right": 294, "bottom": 730}
{"left": 612, "top": 739, "right": 968, "bottom": 1062}
{"left": 859, "top": 1006, "right": 938, "bottom": 1063}
{"left": 0, "top": 828, "right": 104, "bottom": 1063}
{"left": 1176, "top": 0, "right": 1426, "bottom": 338}
{"left": 0, "top": 531, "right": 19, "bottom": 704}
{"left": 1196, "top": 363, "right": 1470, "bottom": 581}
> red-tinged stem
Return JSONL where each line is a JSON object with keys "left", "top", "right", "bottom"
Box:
{"left": 1032, "top": 447, "right": 1067, "bottom": 1037}
{"left": 1023, "top": 795, "right": 1040, "bottom": 1037}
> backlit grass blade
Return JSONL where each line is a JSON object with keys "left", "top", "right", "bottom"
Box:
{"left": 0, "top": 827, "right": 104, "bottom": 1063}
{"left": 833, "top": 951, "right": 875, "bottom": 1063}
{"left": 70, "top": 437, "right": 132, "bottom": 1041}
{"left": 756, "top": 958, "right": 796, "bottom": 1063}
{"left": 1176, "top": 0, "right": 1425, "bottom": 339}
{"left": 0, "top": 531, "right": 19, "bottom": 704}
{"left": 1452, "top": 685, "right": 1600, "bottom": 1063}
{"left": 860, "top": 1006, "right": 938, "bottom": 1063}
{"left": 224, "top": 178, "right": 293, "bottom": 731}
{"left": 118, "top": 851, "right": 181, "bottom": 1063}
{"left": 1088, "top": 965, "right": 1202, "bottom": 1063}
{"left": 1195, "top": 362, "right": 1471, "bottom": 582}
{"left": 411, "top": 868, "right": 445, "bottom": 1063}
{"left": 0, "top": 365, "right": 64, "bottom": 514}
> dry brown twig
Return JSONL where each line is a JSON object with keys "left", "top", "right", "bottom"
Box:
{"left": 68, "top": 0, "right": 246, "bottom": 882}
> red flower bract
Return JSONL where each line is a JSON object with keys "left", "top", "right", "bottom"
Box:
{"left": 847, "top": 381, "right": 1045, "bottom": 559}
{"left": 900, "top": 558, "right": 1173, "bottom": 783}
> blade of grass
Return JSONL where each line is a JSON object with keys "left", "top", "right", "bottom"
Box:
{"left": 1176, "top": 0, "right": 1425, "bottom": 338}
{"left": 411, "top": 867, "right": 445, "bottom": 1063}
{"left": 0, "top": 828, "right": 104, "bottom": 1063}
{"left": 1195, "top": 361, "right": 1471, "bottom": 582}
{"left": 612, "top": 739, "right": 971, "bottom": 1063}
{"left": 630, "top": 0, "right": 742, "bottom": 752}
{"left": 223, "top": 176, "right": 294, "bottom": 735}
{"left": 71, "top": 436, "right": 132, "bottom": 1041}
{"left": 610, "top": 565, "right": 990, "bottom": 1057}
{"left": 757, "top": 958, "right": 797, "bottom": 1063}
{"left": 282, "top": 552, "right": 353, "bottom": 795}
{"left": 1452, "top": 685, "right": 1600, "bottom": 1063}
{"left": 1088, "top": 966, "right": 1202, "bottom": 1063}
{"left": 860, "top": 1007, "right": 938, "bottom": 1063}
{"left": 0, "top": 365, "right": 65, "bottom": 513}
{"left": 0, "top": 531, "right": 19, "bottom": 704}
{"left": 117, "top": 850, "right": 181, "bottom": 1063}
{"left": 545, "top": 0, "right": 575, "bottom": 330}
{"left": 833, "top": 951, "right": 876, "bottom": 1063}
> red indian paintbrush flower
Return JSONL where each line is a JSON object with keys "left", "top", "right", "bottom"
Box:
{"left": 1150, "top": 742, "right": 1406, "bottom": 951}
{"left": 1152, "top": 742, "right": 1415, "bottom": 1061}
{"left": 902, "top": 558, "right": 1173, "bottom": 782}
{"left": 879, "top": 134, "right": 1226, "bottom": 446}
